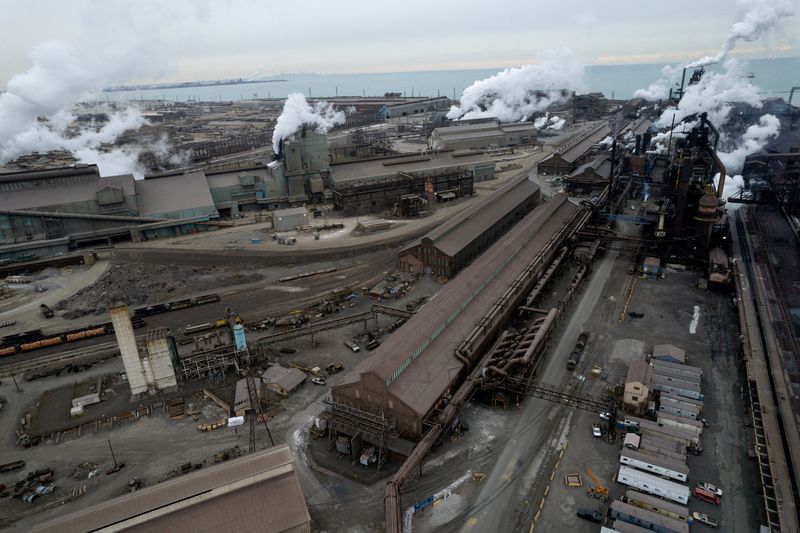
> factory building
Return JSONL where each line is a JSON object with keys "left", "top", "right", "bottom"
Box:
{"left": 537, "top": 123, "right": 611, "bottom": 176}
{"left": 331, "top": 194, "right": 580, "bottom": 440}
{"left": 565, "top": 155, "right": 612, "bottom": 194}
{"left": 330, "top": 152, "right": 495, "bottom": 216}
{"left": 429, "top": 120, "right": 538, "bottom": 151}
{"left": 266, "top": 128, "right": 331, "bottom": 203}
{"left": 377, "top": 96, "right": 450, "bottom": 118}
{"left": 32, "top": 445, "right": 312, "bottom": 533}
{"left": 397, "top": 174, "right": 540, "bottom": 278}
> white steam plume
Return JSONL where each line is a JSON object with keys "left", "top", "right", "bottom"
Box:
{"left": 687, "top": 0, "right": 795, "bottom": 68}
{"left": 0, "top": 3, "right": 198, "bottom": 176}
{"left": 272, "top": 93, "right": 345, "bottom": 153}
{"left": 655, "top": 59, "right": 763, "bottom": 130}
{"left": 718, "top": 113, "right": 780, "bottom": 174}
{"left": 447, "top": 48, "right": 585, "bottom": 122}
{"left": 633, "top": 65, "right": 682, "bottom": 101}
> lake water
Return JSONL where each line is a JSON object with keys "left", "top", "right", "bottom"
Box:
{"left": 104, "top": 57, "right": 800, "bottom": 103}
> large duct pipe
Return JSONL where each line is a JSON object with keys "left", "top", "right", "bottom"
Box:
{"left": 0, "top": 208, "right": 169, "bottom": 223}
{"left": 706, "top": 147, "right": 727, "bottom": 200}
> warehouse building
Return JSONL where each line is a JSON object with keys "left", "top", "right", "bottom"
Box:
{"left": 537, "top": 123, "right": 611, "bottom": 176}
{"left": 565, "top": 155, "right": 611, "bottom": 194}
{"left": 330, "top": 151, "right": 495, "bottom": 216}
{"left": 397, "top": 174, "right": 540, "bottom": 278}
{"left": 32, "top": 445, "right": 311, "bottom": 533}
{"left": 429, "top": 120, "right": 537, "bottom": 151}
{"left": 377, "top": 96, "right": 450, "bottom": 118}
{"left": 331, "top": 194, "right": 580, "bottom": 441}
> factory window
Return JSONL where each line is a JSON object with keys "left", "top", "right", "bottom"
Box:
{"left": 355, "top": 390, "right": 360, "bottom": 399}
{"left": 388, "top": 400, "right": 393, "bottom": 409}
{"left": 631, "top": 396, "right": 639, "bottom": 402}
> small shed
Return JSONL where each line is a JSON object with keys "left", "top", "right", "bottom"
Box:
{"left": 652, "top": 344, "right": 686, "bottom": 364}
{"left": 272, "top": 207, "right": 308, "bottom": 232}
{"left": 261, "top": 365, "right": 307, "bottom": 396}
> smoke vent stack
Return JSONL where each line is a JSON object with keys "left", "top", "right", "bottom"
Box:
{"left": 110, "top": 304, "right": 149, "bottom": 397}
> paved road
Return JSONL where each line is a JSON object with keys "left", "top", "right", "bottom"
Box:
{"left": 459, "top": 252, "right": 616, "bottom": 532}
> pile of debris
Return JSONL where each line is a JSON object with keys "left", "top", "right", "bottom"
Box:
{"left": 68, "top": 462, "right": 100, "bottom": 480}
{"left": 55, "top": 262, "right": 262, "bottom": 319}
{"left": 7, "top": 468, "right": 56, "bottom": 504}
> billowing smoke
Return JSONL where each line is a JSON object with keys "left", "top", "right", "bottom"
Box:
{"left": 447, "top": 48, "right": 585, "bottom": 122}
{"left": 718, "top": 113, "right": 780, "bottom": 174}
{"left": 0, "top": 33, "right": 170, "bottom": 176}
{"left": 633, "top": 65, "right": 681, "bottom": 101}
{"left": 533, "top": 112, "right": 566, "bottom": 130}
{"left": 687, "top": 0, "right": 795, "bottom": 68}
{"left": 655, "top": 59, "right": 764, "bottom": 131}
{"left": 271, "top": 93, "right": 345, "bottom": 154}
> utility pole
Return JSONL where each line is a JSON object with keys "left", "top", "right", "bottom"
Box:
{"left": 108, "top": 439, "right": 118, "bottom": 467}
{"left": 10, "top": 373, "right": 20, "bottom": 393}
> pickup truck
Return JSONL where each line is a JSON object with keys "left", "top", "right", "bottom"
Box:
{"left": 692, "top": 511, "right": 718, "bottom": 528}
{"left": 697, "top": 481, "right": 723, "bottom": 497}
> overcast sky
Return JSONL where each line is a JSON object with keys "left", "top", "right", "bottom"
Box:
{"left": 1, "top": 0, "right": 797, "bottom": 86}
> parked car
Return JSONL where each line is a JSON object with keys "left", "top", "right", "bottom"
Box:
{"left": 599, "top": 411, "right": 612, "bottom": 421}
{"left": 576, "top": 507, "right": 603, "bottom": 523}
{"left": 344, "top": 340, "right": 360, "bottom": 353}
{"left": 311, "top": 377, "right": 327, "bottom": 386}
{"left": 592, "top": 424, "right": 602, "bottom": 438}
{"left": 697, "top": 481, "right": 723, "bottom": 497}
{"left": 692, "top": 511, "right": 719, "bottom": 528}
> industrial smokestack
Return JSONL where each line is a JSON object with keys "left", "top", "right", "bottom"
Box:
{"left": 271, "top": 93, "right": 344, "bottom": 154}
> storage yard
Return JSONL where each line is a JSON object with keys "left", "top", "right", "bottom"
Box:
{"left": 1, "top": 71, "right": 799, "bottom": 533}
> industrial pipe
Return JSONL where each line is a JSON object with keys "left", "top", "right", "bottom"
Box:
{"left": 706, "top": 147, "right": 727, "bottom": 200}
{"left": 0, "top": 208, "right": 169, "bottom": 223}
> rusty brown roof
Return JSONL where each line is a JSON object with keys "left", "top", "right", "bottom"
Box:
{"left": 337, "top": 195, "right": 577, "bottom": 418}
{"left": 415, "top": 173, "right": 539, "bottom": 257}
{"left": 32, "top": 445, "right": 310, "bottom": 533}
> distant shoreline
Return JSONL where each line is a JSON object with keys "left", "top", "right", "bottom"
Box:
{"left": 103, "top": 78, "right": 287, "bottom": 92}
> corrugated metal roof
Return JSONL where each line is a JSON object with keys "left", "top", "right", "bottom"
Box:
{"left": 1, "top": 173, "right": 135, "bottom": 211}
{"left": 0, "top": 164, "right": 99, "bottom": 183}
{"left": 624, "top": 490, "right": 689, "bottom": 516}
{"left": 32, "top": 445, "right": 311, "bottom": 533}
{"left": 136, "top": 171, "right": 217, "bottom": 217}
{"left": 262, "top": 365, "right": 307, "bottom": 392}
{"left": 337, "top": 195, "right": 577, "bottom": 418}
{"left": 413, "top": 174, "right": 539, "bottom": 258}
{"left": 626, "top": 359, "right": 652, "bottom": 385}
{"left": 652, "top": 343, "right": 686, "bottom": 362}
{"left": 611, "top": 500, "right": 689, "bottom": 532}
{"left": 331, "top": 152, "right": 494, "bottom": 183}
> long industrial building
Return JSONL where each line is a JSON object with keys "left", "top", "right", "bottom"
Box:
{"left": 397, "top": 174, "right": 540, "bottom": 278}
{"left": 330, "top": 151, "right": 495, "bottom": 216}
{"left": 429, "top": 119, "right": 538, "bottom": 151}
{"left": 32, "top": 445, "right": 311, "bottom": 533}
{"left": 331, "top": 193, "right": 580, "bottom": 440}
{"left": 537, "top": 122, "right": 611, "bottom": 176}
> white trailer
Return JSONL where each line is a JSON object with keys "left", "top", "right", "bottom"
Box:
{"left": 619, "top": 449, "right": 688, "bottom": 482}
{"left": 659, "top": 396, "right": 701, "bottom": 420}
{"left": 616, "top": 465, "right": 690, "bottom": 505}
{"left": 657, "top": 413, "right": 703, "bottom": 436}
